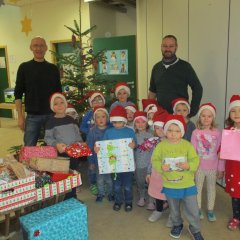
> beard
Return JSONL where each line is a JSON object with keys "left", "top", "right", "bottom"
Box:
{"left": 162, "top": 51, "right": 176, "bottom": 60}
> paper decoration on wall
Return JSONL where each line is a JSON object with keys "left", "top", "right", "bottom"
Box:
{"left": 0, "top": 0, "right": 5, "bottom": 7}
{"left": 21, "top": 16, "right": 32, "bottom": 36}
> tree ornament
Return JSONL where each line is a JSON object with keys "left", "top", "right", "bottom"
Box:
{"left": 65, "top": 86, "right": 70, "bottom": 92}
{"left": 88, "top": 48, "right": 93, "bottom": 54}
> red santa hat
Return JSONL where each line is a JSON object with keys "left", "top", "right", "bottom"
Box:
{"left": 197, "top": 102, "right": 216, "bottom": 118}
{"left": 110, "top": 105, "right": 127, "bottom": 123}
{"left": 163, "top": 114, "right": 186, "bottom": 137}
{"left": 93, "top": 106, "right": 109, "bottom": 120}
{"left": 88, "top": 91, "right": 105, "bottom": 107}
{"left": 153, "top": 110, "right": 169, "bottom": 128}
{"left": 229, "top": 95, "right": 240, "bottom": 112}
{"left": 133, "top": 111, "right": 147, "bottom": 125}
{"left": 142, "top": 99, "right": 158, "bottom": 113}
{"left": 50, "top": 92, "right": 67, "bottom": 111}
{"left": 114, "top": 82, "right": 130, "bottom": 96}
{"left": 125, "top": 104, "right": 138, "bottom": 113}
{"left": 172, "top": 98, "right": 190, "bottom": 113}
{"left": 65, "top": 104, "right": 77, "bottom": 114}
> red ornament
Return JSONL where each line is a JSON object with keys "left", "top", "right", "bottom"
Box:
{"left": 34, "top": 230, "right": 40, "bottom": 237}
{"left": 65, "top": 143, "right": 92, "bottom": 158}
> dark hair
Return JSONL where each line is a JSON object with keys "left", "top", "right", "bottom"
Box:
{"left": 163, "top": 35, "right": 178, "bottom": 44}
{"left": 225, "top": 115, "right": 234, "bottom": 127}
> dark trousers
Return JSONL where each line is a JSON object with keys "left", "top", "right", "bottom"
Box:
{"left": 156, "top": 199, "right": 164, "bottom": 212}
{"left": 232, "top": 197, "right": 240, "bottom": 220}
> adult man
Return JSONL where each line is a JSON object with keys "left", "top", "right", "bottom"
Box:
{"left": 148, "top": 35, "right": 203, "bottom": 118}
{"left": 14, "top": 36, "right": 62, "bottom": 146}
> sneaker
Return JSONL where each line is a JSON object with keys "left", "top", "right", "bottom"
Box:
{"left": 207, "top": 211, "right": 216, "bottom": 222}
{"left": 96, "top": 194, "right": 104, "bottom": 202}
{"left": 188, "top": 226, "right": 204, "bottom": 240}
{"left": 166, "top": 215, "right": 173, "bottom": 228}
{"left": 107, "top": 194, "right": 115, "bottom": 202}
{"left": 125, "top": 203, "right": 133, "bottom": 212}
{"left": 146, "top": 202, "right": 155, "bottom": 210}
{"left": 170, "top": 224, "right": 183, "bottom": 239}
{"left": 148, "top": 211, "right": 162, "bottom": 222}
{"left": 113, "top": 203, "right": 121, "bottom": 211}
{"left": 137, "top": 198, "right": 145, "bottom": 207}
{"left": 199, "top": 209, "right": 204, "bottom": 220}
{"left": 89, "top": 184, "right": 98, "bottom": 195}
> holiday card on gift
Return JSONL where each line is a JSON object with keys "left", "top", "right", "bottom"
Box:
{"left": 96, "top": 138, "right": 135, "bottom": 174}
{"left": 220, "top": 129, "right": 240, "bottom": 161}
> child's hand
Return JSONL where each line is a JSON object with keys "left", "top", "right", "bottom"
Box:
{"left": 80, "top": 142, "right": 87, "bottom": 146}
{"left": 176, "top": 162, "right": 190, "bottom": 170}
{"left": 146, "top": 174, "right": 151, "bottom": 184}
{"left": 89, "top": 163, "right": 96, "bottom": 170}
{"left": 128, "top": 140, "right": 136, "bottom": 149}
{"left": 162, "top": 164, "right": 170, "bottom": 172}
{"left": 94, "top": 145, "right": 100, "bottom": 153}
{"left": 217, "top": 171, "right": 224, "bottom": 179}
{"left": 56, "top": 143, "right": 67, "bottom": 153}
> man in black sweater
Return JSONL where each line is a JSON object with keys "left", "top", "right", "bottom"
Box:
{"left": 14, "top": 36, "right": 62, "bottom": 146}
{"left": 148, "top": 35, "right": 203, "bottom": 118}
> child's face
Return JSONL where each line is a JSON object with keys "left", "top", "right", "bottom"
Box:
{"left": 175, "top": 103, "right": 189, "bottom": 119}
{"left": 95, "top": 110, "right": 108, "bottom": 128}
{"left": 112, "top": 121, "right": 125, "bottom": 129}
{"left": 199, "top": 109, "right": 214, "bottom": 129}
{"left": 53, "top": 97, "right": 66, "bottom": 115}
{"left": 117, "top": 89, "right": 128, "bottom": 103}
{"left": 135, "top": 119, "right": 147, "bottom": 132}
{"left": 91, "top": 96, "right": 104, "bottom": 108}
{"left": 126, "top": 109, "right": 134, "bottom": 122}
{"left": 230, "top": 106, "right": 240, "bottom": 126}
{"left": 154, "top": 125, "right": 165, "bottom": 138}
{"left": 147, "top": 112, "right": 154, "bottom": 120}
{"left": 166, "top": 123, "right": 182, "bottom": 144}
{"left": 66, "top": 111, "right": 78, "bottom": 120}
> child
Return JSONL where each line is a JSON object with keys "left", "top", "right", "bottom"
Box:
{"left": 87, "top": 107, "right": 113, "bottom": 202}
{"left": 109, "top": 82, "right": 134, "bottom": 113}
{"left": 80, "top": 91, "right": 105, "bottom": 195}
{"left": 66, "top": 104, "right": 79, "bottom": 121}
{"left": 191, "top": 103, "right": 224, "bottom": 221}
{"left": 142, "top": 99, "right": 158, "bottom": 126}
{"left": 224, "top": 95, "right": 240, "bottom": 230}
{"left": 172, "top": 98, "right": 196, "bottom": 141}
{"left": 102, "top": 105, "right": 137, "bottom": 212}
{"left": 146, "top": 110, "right": 170, "bottom": 222}
{"left": 133, "top": 111, "right": 153, "bottom": 208}
{"left": 125, "top": 103, "right": 137, "bottom": 130}
{"left": 44, "top": 92, "right": 84, "bottom": 199}
{"left": 152, "top": 114, "right": 204, "bottom": 240}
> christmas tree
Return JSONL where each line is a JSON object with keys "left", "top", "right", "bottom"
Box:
{"left": 53, "top": 0, "right": 113, "bottom": 117}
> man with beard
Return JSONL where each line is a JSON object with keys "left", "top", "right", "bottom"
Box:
{"left": 148, "top": 35, "right": 202, "bottom": 118}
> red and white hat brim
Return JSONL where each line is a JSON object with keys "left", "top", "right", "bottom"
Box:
{"left": 125, "top": 106, "right": 137, "bottom": 113}
{"left": 94, "top": 108, "right": 109, "bottom": 120}
{"left": 229, "top": 100, "right": 240, "bottom": 112}
{"left": 144, "top": 104, "right": 157, "bottom": 113}
{"left": 153, "top": 121, "right": 164, "bottom": 128}
{"left": 133, "top": 116, "right": 147, "bottom": 125}
{"left": 173, "top": 101, "right": 190, "bottom": 113}
{"left": 89, "top": 93, "right": 105, "bottom": 106}
{"left": 115, "top": 86, "right": 130, "bottom": 97}
{"left": 50, "top": 93, "right": 67, "bottom": 111}
{"left": 197, "top": 106, "right": 216, "bottom": 118}
{"left": 164, "top": 119, "right": 185, "bottom": 137}
{"left": 110, "top": 116, "right": 127, "bottom": 123}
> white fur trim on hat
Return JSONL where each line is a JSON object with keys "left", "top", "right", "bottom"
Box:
{"left": 115, "top": 86, "right": 130, "bottom": 97}
{"left": 145, "top": 104, "right": 157, "bottom": 113}
{"left": 153, "top": 121, "right": 164, "bottom": 128}
{"left": 125, "top": 105, "right": 137, "bottom": 113}
{"left": 93, "top": 108, "right": 109, "bottom": 120}
{"left": 110, "top": 116, "right": 127, "bottom": 123}
{"left": 50, "top": 93, "right": 67, "bottom": 111}
{"left": 197, "top": 106, "right": 216, "bottom": 118}
{"left": 164, "top": 120, "right": 185, "bottom": 137}
{"left": 229, "top": 100, "right": 240, "bottom": 112}
{"left": 66, "top": 107, "right": 77, "bottom": 114}
{"left": 89, "top": 93, "right": 105, "bottom": 107}
{"left": 133, "top": 116, "right": 148, "bottom": 126}
{"left": 173, "top": 101, "right": 190, "bottom": 113}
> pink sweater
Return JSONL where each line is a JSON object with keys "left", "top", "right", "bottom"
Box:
{"left": 191, "top": 128, "right": 225, "bottom": 171}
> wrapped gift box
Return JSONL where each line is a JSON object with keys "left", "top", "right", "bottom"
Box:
{"left": 0, "top": 174, "right": 36, "bottom": 212}
{"left": 19, "top": 146, "right": 58, "bottom": 162}
{"left": 96, "top": 138, "right": 135, "bottom": 174}
{"left": 36, "top": 172, "right": 82, "bottom": 201}
{"left": 20, "top": 198, "right": 88, "bottom": 240}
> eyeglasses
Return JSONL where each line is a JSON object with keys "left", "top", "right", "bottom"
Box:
{"left": 32, "top": 44, "right": 46, "bottom": 49}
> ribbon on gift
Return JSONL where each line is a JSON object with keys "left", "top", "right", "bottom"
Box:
{"left": 64, "top": 143, "right": 92, "bottom": 158}
{"left": 137, "top": 137, "right": 160, "bottom": 152}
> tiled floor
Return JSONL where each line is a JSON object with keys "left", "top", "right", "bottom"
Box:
{"left": 0, "top": 118, "right": 240, "bottom": 240}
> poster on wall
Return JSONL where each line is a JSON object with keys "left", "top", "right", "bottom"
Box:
{"left": 0, "top": 57, "right": 6, "bottom": 68}
{"left": 99, "top": 49, "right": 128, "bottom": 75}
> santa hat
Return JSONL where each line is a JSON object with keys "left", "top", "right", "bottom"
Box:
{"left": 142, "top": 99, "right": 158, "bottom": 113}
{"left": 153, "top": 110, "right": 169, "bottom": 128}
{"left": 115, "top": 82, "right": 130, "bottom": 96}
{"left": 110, "top": 105, "right": 127, "bottom": 123}
{"left": 65, "top": 104, "right": 77, "bottom": 114}
{"left": 125, "top": 104, "right": 138, "bottom": 113}
{"left": 88, "top": 91, "right": 105, "bottom": 107}
{"left": 93, "top": 106, "right": 109, "bottom": 120}
{"left": 172, "top": 98, "right": 190, "bottom": 113}
{"left": 133, "top": 111, "right": 147, "bottom": 125}
{"left": 229, "top": 95, "right": 240, "bottom": 112}
{"left": 147, "top": 106, "right": 165, "bottom": 126}
{"left": 50, "top": 92, "right": 67, "bottom": 111}
{"left": 197, "top": 103, "right": 216, "bottom": 118}
{"left": 163, "top": 114, "right": 186, "bottom": 137}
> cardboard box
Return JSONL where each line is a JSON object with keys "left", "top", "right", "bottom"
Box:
{"left": 0, "top": 174, "right": 36, "bottom": 212}
{"left": 20, "top": 198, "right": 88, "bottom": 240}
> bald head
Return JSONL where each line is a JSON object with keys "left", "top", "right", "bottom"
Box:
{"left": 30, "top": 36, "right": 47, "bottom": 62}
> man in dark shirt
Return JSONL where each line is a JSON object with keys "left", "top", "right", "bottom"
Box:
{"left": 14, "top": 36, "right": 62, "bottom": 146}
{"left": 148, "top": 35, "right": 203, "bottom": 118}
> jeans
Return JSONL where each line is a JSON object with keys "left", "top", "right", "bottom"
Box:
{"left": 24, "top": 114, "right": 52, "bottom": 146}
{"left": 97, "top": 172, "right": 113, "bottom": 196}
{"left": 114, "top": 172, "right": 133, "bottom": 204}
